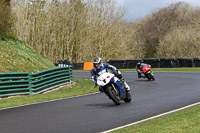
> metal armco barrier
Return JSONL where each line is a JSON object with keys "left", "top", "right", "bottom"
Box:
{"left": 0, "top": 73, "right": 30, "bottom": 97}
{"left": 0, "top": 66, "right": 73, "bottom": 97}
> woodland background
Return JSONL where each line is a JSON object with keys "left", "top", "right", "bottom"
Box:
{"left": 1, "top": 0, "right": 200, "bottom": 63}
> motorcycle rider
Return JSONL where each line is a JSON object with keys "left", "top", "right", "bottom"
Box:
{"left": 91, "top": 57, "right": 130, "bottom": 93}
{"left": 136, "top": 61, "right": 151, "bottom": 78}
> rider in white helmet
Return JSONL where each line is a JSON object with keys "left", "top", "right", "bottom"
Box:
{"left": 91, "top": 57, "right": 130, "bottom": 92}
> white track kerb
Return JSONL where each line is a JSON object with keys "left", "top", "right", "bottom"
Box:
{"left": 101, "top": 102, "right": 200, "bottom": 133}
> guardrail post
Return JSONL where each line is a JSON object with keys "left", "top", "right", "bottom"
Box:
{"left": 29, "top": 73, "right": 33, "bottom": 95}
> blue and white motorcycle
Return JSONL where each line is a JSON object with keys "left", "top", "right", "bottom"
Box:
{"left": 96, "top": 72, "right": 132, "bottom": 105}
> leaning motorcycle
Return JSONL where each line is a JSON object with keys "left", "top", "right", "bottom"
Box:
{"left": 141, "top": 64, "right": 155, "bottom": 81}
{"left": 96, "top": 72, "right": 132, "bottom": 105}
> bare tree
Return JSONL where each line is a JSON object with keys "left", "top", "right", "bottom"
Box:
{"left": 0, "top": 0, "right": 11, "bottom": 35}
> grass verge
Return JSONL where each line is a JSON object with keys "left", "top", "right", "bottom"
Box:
{"left": 0, "top": 78, "right": 97, "bottom": 109}
{"left": 0, "top": 35, "right": 55, "bottom": 72}
{"left": 110, "top": 103, "right": 200, "bottom": 133}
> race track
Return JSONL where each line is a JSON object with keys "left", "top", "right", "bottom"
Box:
{"left": 0, "top": 71, "right": 200, "bottom": 133}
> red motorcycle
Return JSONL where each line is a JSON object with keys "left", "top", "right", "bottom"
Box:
{"left": 140, "top": 64, "right": 155, "bottom": 81}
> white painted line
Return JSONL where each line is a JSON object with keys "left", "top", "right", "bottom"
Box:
{"left": 101, "top": 102, "right": 200, "bottom": 133}
{"left": 0, "top": 92, "right": 99, "bottom": 111}
{"left": 154, "top": 71, "right": 200, "bottom": 73}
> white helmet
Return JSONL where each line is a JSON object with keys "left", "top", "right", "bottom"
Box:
{"left": 93, "top": 57, "right": 102, "bottom": 70}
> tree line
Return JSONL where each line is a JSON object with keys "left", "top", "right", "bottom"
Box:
{"left": 0, "top": 0, "right": 11, "bottom": 36}
{"left": 1, "top": 0, "right": 200, "bottom": 63}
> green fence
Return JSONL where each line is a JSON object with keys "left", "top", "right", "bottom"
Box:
{"left": 0, "top": 66, "right": 73, "bottom": 97}
{"left": 0, "top": 73, "right": 30, "bottom": 97}
{"left": 29, "top": 66, "right": 72, "bottom": 95}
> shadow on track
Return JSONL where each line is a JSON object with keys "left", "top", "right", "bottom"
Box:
{"left": 85, "top": 101, "right": 132, "bottom": 107}
{"left": 135, "top": 80, "right": 152, "bottom": 82}
{"left": 85, "top": 102, "right": 117, "bottom": 107}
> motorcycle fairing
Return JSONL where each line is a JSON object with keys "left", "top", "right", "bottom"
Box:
{"left": 97, "top": 73, "right": 115, "bottom": 86}
{"left": 97, "top": 72, "right": 124, "bottom": 97}
{"left": 146, "top": 70, "right": 151, "bottom": 74}
{"left": 110, "top": 77, "right": 123, "bottom": 97}
{"left": 114, "top": 80, "right": 123, "bottom": 97}
{"left": 141, "top": 65, "right": 151, "bottom": 73}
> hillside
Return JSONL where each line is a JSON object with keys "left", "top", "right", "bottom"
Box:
{"left": 0, "top": 36, "right": 55, "bottom": 73}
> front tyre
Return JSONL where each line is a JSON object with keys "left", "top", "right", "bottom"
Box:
{"left": 107, "top": 86, "right": 121, "bottom": 105}
{"left": 150, "top": 73, "right": 155, "bottom": 81}
{"left": 146, "top": 74, "right": 151, "bottom": 81}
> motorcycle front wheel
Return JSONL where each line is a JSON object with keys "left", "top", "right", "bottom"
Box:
{"left": 150, "top": 73, "right": 155, "bottom": 81}
{"left": 107, "top": 86, "right": 121, "bottom": 105}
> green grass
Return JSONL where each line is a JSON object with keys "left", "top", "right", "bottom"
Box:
{"left": 110, "top": 104, "right": 200, "bottom": 133}
{"left": 0, "top": 78, "right": 97, "bottom": 109}
{"left": 0, "top": 35, "right": 55, "bottom": 73}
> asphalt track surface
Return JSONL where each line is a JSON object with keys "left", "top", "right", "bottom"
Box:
{"left": 0, "top": 71, "right": 200, "bottom": 133}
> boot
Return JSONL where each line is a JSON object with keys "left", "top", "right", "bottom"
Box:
{"left": 138, "top": 73, "right": 142, "bottom": 78}
{"left": 121, "top": 78, "right": 130, "bottom": 91}
{"left": 124, "top": 81, "right": 130, "bottom": 91}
